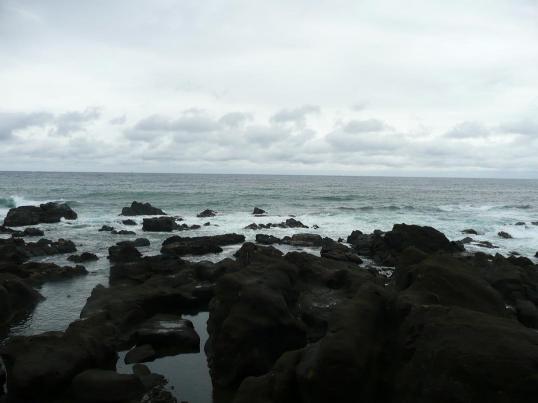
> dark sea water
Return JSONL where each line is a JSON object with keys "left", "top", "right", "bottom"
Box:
{"left": 1, "top": 171, "right": 538, "bottom": 402}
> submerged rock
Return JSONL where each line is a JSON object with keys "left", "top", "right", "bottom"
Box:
{"left": 244, "top": 218, "right": 309, "bottom": 230}
{"left": 121, "top": 201, "right": 166, "bottom": 216}
{"left": 197, "top": 209, "right": 217, "bottom": 218}
{"left": 122, "top": 219, "right": 137, "bottom": 225}
{"left": 68, "top": 252, "right": 99, "bottom": 263}
{"left": 462, "top": 228, "right": 479, "bottom": 235}
{"left": 142, "top": 216, "right": 178, "bottom": 232}
{"left": 112, "top": 229, "right": 136, "bottom": 235}
{"left": 3, "top": 202, "right": 77, "bottom": 227}
{"left": 255, "top": 234, "right": 281, "bottom": 245}
{"left": 0, "top": 273, "right": 42, "bottom": 326}
{"left": 10, "top": 227, "right": 45, "bottom": 237}
{"left": 253, "top": 207, "right": 266, "bottom": 215}
{"left": 498, "top": 231, "right": 513, "bottom": 239}
{"left": 98, "top": 225, "right": 114, "bottom": 232}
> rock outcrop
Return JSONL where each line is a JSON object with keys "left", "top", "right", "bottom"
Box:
{"left": 121, "top": 201, "right": 166, "bottom": 216}
{"left": 3, "top": 202, "right": 77, "bottom": 227}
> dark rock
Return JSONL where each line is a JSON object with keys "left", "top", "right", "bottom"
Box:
{"left": 142, "top": 216, "right": 178, "bottom": 232}
{"left": 498, "top": 231, "right": 513, "bottom": 239}
{"left": 125, "top": 344, "right": 157, "bottom": 364}
{"left": 3, "top": 202, "right": 77, "bottom": 227}
{"left": 462, "top": 228, "right": 479, "bottom": 235}
{"left": 68, "top": 252, "right": 99, "bottom": 263}
{"left": 121, "top": 201, "right": 166, "bottom": 216}
{"left": 11, "top": 227, "right": 44, "bottom": 237}
{"left": 0, "top": 273, "right": 42, "bottom": 326}
{"left": 0, "top": 237, "right": 77, "bottom": 263}
{"left": 289, "top": 233, "right": 323, "bottom": 247}
{"left": 459, "top": 237, "right": 474, "bottom": 244}
{"left": 111, "top": 229, "right": 136, "bottom": 235}
{"left": 0, "top": 261, "right": 87, "bottom": 285}
{"left": 535, "top": 251, "right": 538, "bottom": 258}
{"left": 161, "top": 234, "right": 245, "bottom": 257}
{"left": 532, "top": 221, "right": 538, "bottom": 226}
{"left": 207, "top": 243, "right": 377, "bottom": 387}
{"left": 0, "top": 326, "right": 117, "bottom": 401}
{"left": 109, "top": 255, "right": 185, "bottom": 286}
{"left": 122, "top": 219, "right": 137, "bottom": 225}
{"left": 132, "top": 315, "right": 200, "bottom": 357}
{"left": 108, "top": 244, "right": 141, "bottom": 264}
{"left": 320, "top": 238, "right": 363, "bottom": 264}
{"left": 515, "top": 221, "right": 526, "bottom": 226}
{"left": 476, "top": 240, "right": 499, "bottom": 249}
{"left": 204, "top": 221, "right": 211, "bottom": 226}
{"left": 197, "top": 209, "right": 217, "bottom": 218}
{"left": 99, "top": 225, "right": 114, "bottom": 232}
{"left": 72, "top": 369, "right": 145, "bottom": 402}
{"left": 245, "top": 219, "right": 308, "bottom": 230}
{"left": 347, "top": 230, "right": 374, "bottom": 255}
{"left": 116, "top": 238, "right": 150, "bottom": 248}
{"left": 253, "top": 207, "right": 266, "bottom": 215}
{"left": 255, "top": 234, "right": 281, "bottom": 245}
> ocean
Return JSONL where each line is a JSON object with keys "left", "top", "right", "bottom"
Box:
{"left": 1, "top": 171, "right": 538, "bottom": 402}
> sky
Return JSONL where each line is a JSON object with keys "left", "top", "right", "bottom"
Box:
{"left": 1, "top": 0, "right": 538, "bottom": 177}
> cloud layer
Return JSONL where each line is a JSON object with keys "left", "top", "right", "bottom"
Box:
{"left": 1, "top": 0, "right": 537, "bottom": 177}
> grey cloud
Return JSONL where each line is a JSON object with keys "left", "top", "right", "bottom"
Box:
{"left": 52, "top": 107, "right": 101, "bottom": 136}
{"left": 109, "top": 115, "right": 127, "bottom": 125}
{"left": 499, "top": 119, "right": 538, "bottom": 136}
{"left": 219, "top": 112, "right": 252, "bottom": 128}
{"left": 132, "top": 111, "right": 220, "bottom": 135}
{"left": 270, "top": 105, "right": 320, "bottom": 125}
{"left": 0, "top": 112, "right": 53, "bottom": 140}
{"left": 343, "top": 119, "right": 387, "bottom": 133}
{"left": 444, "top": 121, "right": 490, "bottom": 138}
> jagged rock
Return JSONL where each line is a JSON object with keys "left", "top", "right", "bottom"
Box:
{"left": 68, "top": 252, "right": 99, "bottom": 263}
{"left": 255, "top": 234, "right": 281, "bottom": 245}
{"left": 116, "top": 238, "right": 150, "bottom": 248}
{"left": 253, "top": 207, "right": 266, "bottom": 215}
{"left": 197, "top": 209, "right": 217, "bottom": 218}
{"left": 121, "top": 201, "right": 166, "bottom": 216}
{"left": 11, "top": 227, "right": 44, "bottom": 237}
{"left": 112, "top": 229, "right": 136, "bottom": 235}
{"left": 320, "top": 238, "right": 363, "bottom": 264}
{"left": 498, "top": 231, "right": 513, "bottom": 239}
{"left": 0, "top": 261, "right": 87, "bottom": 285}
{"left": 244, "top": 218, "right": 308, "bottom": 230}
{"left": 142, "top": 217, "right": 178, "bottom": 232}
{"left": 108, "top": 244, "right": 141, "bottom": 264}
{"left": 3, "top": 202, "right": 77, "bottom": 227}
{"left": 462, "top": 228, "right": 479, "bottom": 235}
{"left": 0, "top": 237, "right": 76, "bottom": 263}
{"left": 161, "top": 234, "right": 245, "bottom": 257}
{"left": 476, "top": 240, "right": 498, "bottom": 249}
{"left": 99, "top": 225, "right": 114, "bottom": 232}
{"left": 122, "top": 219, "right": 137, "bottom": 225}
{"left": 288, "top": 233, "right": 323, "bottom": 247}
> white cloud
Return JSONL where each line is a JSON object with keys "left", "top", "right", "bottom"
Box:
{"left": 0, "top": 0, "right": 537, "bottom": 177}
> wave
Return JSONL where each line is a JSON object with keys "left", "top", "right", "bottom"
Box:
{"left": 336, "top": 205, "right": 436, "bottom": 212}
{"left": 0, "top": 195, "right": 81, "bottom": 209}
{"left": 499, "top": 204, "right": 532, "bottom": 210}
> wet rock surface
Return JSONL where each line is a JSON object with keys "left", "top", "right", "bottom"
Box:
{"left": 3, "top": 202, "right": 77, "bottom": 227}
{"left": 121, "top": 201, "right": 166, "bottom": 216}
{"left": 1, "top": 215, "right": 538, "bottom": 403}
{"left": 197, "top": 209, "right": 217, "bottom": 218}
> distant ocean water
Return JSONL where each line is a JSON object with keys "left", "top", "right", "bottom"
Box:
{"left": 1, "top": 171, "right": 538, "bottom": 402}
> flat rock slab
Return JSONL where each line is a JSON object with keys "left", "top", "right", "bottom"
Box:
{"left": 134, "top": 315, "right": 200, "bottom": 357}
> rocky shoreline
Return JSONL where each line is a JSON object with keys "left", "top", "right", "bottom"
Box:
{"left": 1, "top": 201, "right": 538, "bottom": 402}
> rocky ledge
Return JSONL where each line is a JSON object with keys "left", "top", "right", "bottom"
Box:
{"left": 121, "top": 201, "right": 166, "bottom": 216}
{"left": 1, "top": 223, "right": 538, "bottom": 403}
{"left": 3, "top": 202, "right": 77, "bottom": 227}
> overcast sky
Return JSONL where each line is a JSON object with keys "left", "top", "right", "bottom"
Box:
{"left": 1, "top": 0, "right": 537, "bottom": 177}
